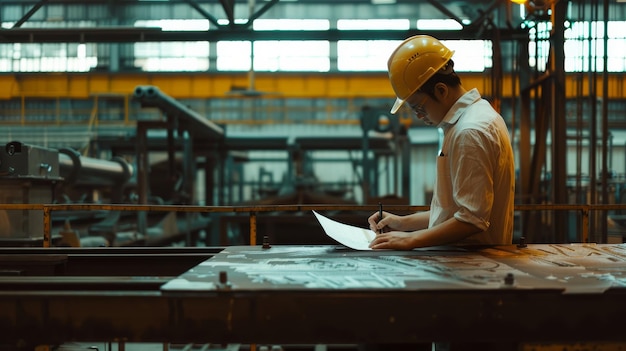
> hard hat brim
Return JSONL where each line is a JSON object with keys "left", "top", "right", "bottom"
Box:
{"left": 390, "top": 97, "right": 404, "bottom": 114}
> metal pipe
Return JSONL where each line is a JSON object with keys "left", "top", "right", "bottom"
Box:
{"left": 59, "top": 148, "right": 133, "bottom": 187}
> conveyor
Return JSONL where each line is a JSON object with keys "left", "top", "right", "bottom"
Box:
{"left": 1, "top": 243, "right": 626, "bottom": 348}
{"left": 133, "top": 85, "right": 224, "bottom": 140}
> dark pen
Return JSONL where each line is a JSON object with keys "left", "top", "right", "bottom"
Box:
{"left": 378, "top": 202, "right": 383, "bottom": 234}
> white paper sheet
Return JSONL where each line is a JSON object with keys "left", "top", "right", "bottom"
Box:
{"left": 312, "top": 210, "right": 376, "bottom": 250}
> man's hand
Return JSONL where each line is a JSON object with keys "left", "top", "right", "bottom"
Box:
{"left": 369, "top": 231, "right": 417, "bottom": 250}
{"left": 367, "top": 211, "right": 404, "bottom": 233}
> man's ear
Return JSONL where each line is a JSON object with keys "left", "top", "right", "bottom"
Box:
{"left": 434, "top": 82, "right": 447, "bottom": 99}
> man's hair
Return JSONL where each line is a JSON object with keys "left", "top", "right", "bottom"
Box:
{"left": 418, "top": 60, "right": 462, "bottom": 99}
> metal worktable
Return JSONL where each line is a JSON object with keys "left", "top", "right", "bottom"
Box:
{"left": 2, "top": 243, "right": 626, "bottom": 346}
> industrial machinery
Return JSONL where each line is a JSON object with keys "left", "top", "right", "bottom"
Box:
{"left": 0, "top": 85, "right": 228, "bottom": 247}
{"left": 0, "top": 141, "right": 139, "bottom": 246}
{"left": 0, "top": 140, "right": 208, "bottom": 247}
{"left": 0, "top": 86, "right": 413, "bottom": 247}
{"left": 0, "top": 141, "right": 62, "bottom": 241}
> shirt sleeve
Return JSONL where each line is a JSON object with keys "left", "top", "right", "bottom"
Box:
{"left": 448, "top": 128, "right": 498, "bottom": 231}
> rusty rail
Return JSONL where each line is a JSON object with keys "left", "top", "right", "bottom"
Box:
{"left": 0, "top": 203, "right": 623, "bottom": 247}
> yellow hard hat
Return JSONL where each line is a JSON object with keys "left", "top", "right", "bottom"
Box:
{"left": 387, "top": 35, "right": 454, "bottom": 114}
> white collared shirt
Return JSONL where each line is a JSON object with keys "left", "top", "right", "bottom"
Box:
{"left": 429, "top": 88, "right": 515, "bottom": 245}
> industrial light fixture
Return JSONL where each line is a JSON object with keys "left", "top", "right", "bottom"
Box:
{"left": 510, "top": 0, "right": 527, "bottom": 4}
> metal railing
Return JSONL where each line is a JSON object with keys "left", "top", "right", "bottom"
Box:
{"left": 2, "top": 203, "right": 626, "bottom": 247}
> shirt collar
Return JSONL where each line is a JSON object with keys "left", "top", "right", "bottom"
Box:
{"left": 437, "top": 88, "right": 482, "bottom": 129}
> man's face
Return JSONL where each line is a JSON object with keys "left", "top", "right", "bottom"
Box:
{"left": 406, "top": 92, "right": 435, "bottom": 126}
{"left": 404, "top": 88, "right": 447, "bottom": 126}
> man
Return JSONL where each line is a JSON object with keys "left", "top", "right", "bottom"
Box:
{"left": 368, "top": 35, "right": 515, "bottom": 250}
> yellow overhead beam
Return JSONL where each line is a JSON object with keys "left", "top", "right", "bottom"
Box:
{"left": 0, "top": 72, "right": 624, "bottom": 100}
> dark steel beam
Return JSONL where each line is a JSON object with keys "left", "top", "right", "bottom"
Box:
{"left": 471, "top": 0, "right": 506, "bottom": 31}
{"left": 182, "top": 0, "right": 222, "bottom": 28}
{"left": 246, "top": 0, "right": 280, "bottom": 27}
{"left": 425, "top": 0, "right": 467, "bottom": 28}
{"left": 11, "top": 0, "right": 48, "bottom": 28}
{"left": 219, "top": 0, "right": 236, "bottom": 28}
{"left": 0, "top": 28, "right": 529, "bottom": 43}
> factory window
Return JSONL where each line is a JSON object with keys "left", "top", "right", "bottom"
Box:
{"left": 336, "top": 19, "right": 408, "bottom": 72}
{"left": 217, "top": 19, "right": 330, "bottom": 72}
{"left": 2, "top": 17, "right": 624, "bottom": 74}
{"left": 417, "top": 19, "right": 490, "bottom": 72}
{"left": 253, "top": 19, "right": 330, "bottom": 72}
{"left": 527, "top": 21, "right": 551, "bottom": 71}
{"left": 253, "top": 40, "right": 329, "bottom": 72}
{"left": 133, "top": 19, "right": 210, "bottom": 72}
{"left": 216, "top": 19, "right": 251, "bottom": 71}
{"left": 336, "top": 19, "right": 489, "bottom": 72}
{"left": 217, "top": 41, "right": 252, "bottom": 71}
{"left": 337, "top": 40, "right": 399, "bottom": 71}
{"left": 564, "top": 21, "right": 626, "bottom": 72}
{"left": 440, "top": 40, "right": 492, "bottom": 72}
{"left": 0, "top": 22, "right": 98, "bottom": 72}
{"left": 255, "top": 19, "right": 330, "bottom": 31}
{"left": 527, "top": 20, "right": 626, "bottom": 72}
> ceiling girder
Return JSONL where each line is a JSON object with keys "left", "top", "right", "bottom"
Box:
{"left": 0, "top": 27, "right": 528, "bottom": 43}
{"left": 12, "top": 0, "right": 48, "bottom": 28}
{"left": 0, "top": 0, "right": 524, "bottom": 43}
{"left": 182, "top": 0, "right": 222, "bottom": 28}
{"left": 425, "top": 0, "right": 467, "bottom": 28}
{"left": 218, "top": 0, "right": 236, "bottom": 26}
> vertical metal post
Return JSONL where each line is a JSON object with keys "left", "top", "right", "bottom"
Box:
{"left": 362, "top": 133, "right": 371, "bottom": 203}
{"left": 581, "top": 206, "right": 590, "bottom": 243}
{"left": 518, "top": 38, "right": 532, "bottom": 240}
{"left": 124, "top": 95, "right": 129, "bottom": 124}
{"left": 43, "top": 205, "right": 51, "bottom": 248}
{"left": 249, "top": 211, "right": 257, "bottom": 246}
{"left": 167, "top": 118, "right": 176, "bottom": 187}
{"left": 136, "top": 122, "right": 149, "bottom": 236}
{"left": 551, "top": 0, "right": 569, "bottom": 242}
{"left": 600, "top": 0, "right": 610, "bottom": 243}
{"left": 588, "top": 1, "right": 599, "bottom": 243}
{"left": 400, "top": 133, "right": 411, "bottom": 202}
{"left": 21, "top": 95, "right": 25, "bottom": 125}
